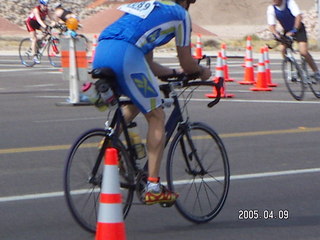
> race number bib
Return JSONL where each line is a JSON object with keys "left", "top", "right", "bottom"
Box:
{"left": 118, "top": 1, "right": 156, "bottom": 19}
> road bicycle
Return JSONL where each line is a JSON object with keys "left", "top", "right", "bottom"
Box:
{"left": 18, "top": 25, "right": 89, "bottom": 68}
{"left": 63, "top": 68, "right": 230, "bottom": 233}
{"left": 272, "top": 35, "right": 320, "bottom": 100}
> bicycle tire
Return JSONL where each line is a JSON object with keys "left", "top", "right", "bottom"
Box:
{"left": 166, "top": 122, "right": 230, "bottom": 223}
{"left": 47, "top": 37, "right": 61, "bottom": 67}
{"left": 19, "top": 38, "right": 35, "bottom": 67}
{"left": 64, "top": 128, "right": 135, "bottom": 233}
{"left": 309, "top": 79, "right": 320, "bottom": 98}
{"left": 282, "top": 58, "right": 305, "bottom": 100}
{"left": 299, "top": 57, "right": 320, "bottom": 99}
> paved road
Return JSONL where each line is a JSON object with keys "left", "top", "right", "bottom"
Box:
{"left": 0, "top": 55, "right": 320, "bottom": 240}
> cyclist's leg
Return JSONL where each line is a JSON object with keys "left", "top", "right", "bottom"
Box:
{"left": 29, "top": 31, "right": 37, "bottom": 56}
{"left": 144, "top": 107, "right": 165, "bottom": 179}
{"left": 298, "top": 42, "right": 318, "bottom": 72}
{"left": 93, "top": 40, "right": 177, "bottom": 203}
{"left": 295, "top": 25, "right": 319, "bottom": 74}
{"left": 25, "top": 20, "right": 37, "bottom": 56}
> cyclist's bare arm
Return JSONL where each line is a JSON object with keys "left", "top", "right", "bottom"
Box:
{"left": 33, "top": 8, "right": 47, "bottom": 28}
{"left": 176, "top": 45, "right": 211, "bottom": 80}
{"left": 286, "top": 14, "right": 302, "bottom": 37}
{"left": 269, "top": 25, "right": 279, "bottom": 37}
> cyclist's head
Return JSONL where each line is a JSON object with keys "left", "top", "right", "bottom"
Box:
{"left": 66, "top": 17, "right": 79, "bottom": 31}
{"left": 273, "top": 0, "right": 283, "bottom": 7}
{"left": 39, "top": 0, "right": 50, "bottom": 6}
{"left": 53, "top": 2, "right": 62, "bottom": 9}
{"left": 175, "top": 0, "right": 196, "bottom": 10}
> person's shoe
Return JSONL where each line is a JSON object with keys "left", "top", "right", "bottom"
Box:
{"left": 145, "top": 184, "right": 179, "bottom": 206}
{"left": 33, "top": 55, "right": 40, "bottom": 64}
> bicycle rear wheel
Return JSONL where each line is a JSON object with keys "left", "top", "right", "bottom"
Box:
{"left": 282, "top": 58, "right": 305, "bottom": 100}
{"left": 47, "top": 37, "right": 61, "bottom": 67}
{"left": 166, "top": 122, "right": 230, "bottom": 223}
{"left": 19, "top": 38, "right": 35, "bottom": 67}
{"left": 64, "top": 129, "right": 134, "bottom": 233}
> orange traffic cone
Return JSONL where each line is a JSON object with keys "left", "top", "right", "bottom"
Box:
{"left": 239, "top": 36, "right": 255, "bottom": 85}
{"left": 191, "top": 43, "right": 195, "bottom": 57}
{"left": 221, "top": 43, "right": 234, "bottom": 82}
{"left": 206, "top": 52, "right": 234, "bottom": 98}
{"left": 194, "top": 34, "right": 203, "bottom": 60}
{"left": 95, "top": 148, "right": 126, "bottom": 240}
{"left": 88, "top": 34, "right": 98, "bottom": 64}
{"left": 264, "top": 46, "right": 278, "bottom": 87}
{"left": 250, "top": 48, "right": 272, "bottom": 91}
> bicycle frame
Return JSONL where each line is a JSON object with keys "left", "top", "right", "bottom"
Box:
{"left": 283, "top": 39, "right": 315, "bottom": 85}
{"left": 89, "top": 80, "right": 212, "bottom": 184}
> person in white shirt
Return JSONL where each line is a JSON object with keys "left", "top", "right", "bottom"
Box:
{"left": 267, "top": 0, "right": 320, "bottom": 79}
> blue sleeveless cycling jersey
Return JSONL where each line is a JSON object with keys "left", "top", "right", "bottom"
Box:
{"left": 98, "top": 1, "right": 191, "bottom": 54}
{"left": 274, "top": 0, "right": 295, "bottom": 32}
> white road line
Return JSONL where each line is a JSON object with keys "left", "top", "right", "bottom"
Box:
{"left": 193, "top": 98, "right": 320, "bottom": 104}
{"left": 34, "top": 116, "right": 106, "bottom": 123}
{"left": 31, "top": 98, "right": 320, "bottom": 123}
{"left": 35, "top": 96, "right": 68, "bottom": 99}
{"left": 1, "top": 168, "right": 319, "bottom": 203}
{"left": 0, "top": 67, "right": 56, "bottom": 72}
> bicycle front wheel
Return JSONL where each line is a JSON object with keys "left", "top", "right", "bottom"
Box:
{"left": 308, "top": 72, "right": 320, "bottom": 98}
{"left": 166, "top": 122, "right": 230, "bottom": 223}
{"left": 282, "top": 58, "right": 305, "bottom": 100}
{"left": 19, "top": 38, "right": 35, "bottom": 67}
{"left": 47, "top": 38, "right": 61, "bottom": 67}
{"left": 64, "top": 129, "right": 135, "bottom": 233}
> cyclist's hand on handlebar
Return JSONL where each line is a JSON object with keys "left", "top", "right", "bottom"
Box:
{"left": 285, "top": 31, "right": 295, "bottom": 38}
{"left": 40, "top": 25, "right": 49, "bottom": 33}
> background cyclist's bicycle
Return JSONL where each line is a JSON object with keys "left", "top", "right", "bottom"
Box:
{"left": 19, "top": 25, "right": 89, "bottom": 68}
{"left": 271, "top": 35, "right": 320, "bottom": 100}
{"left": 63, "top": 68, "right": 230, "bottom": 233}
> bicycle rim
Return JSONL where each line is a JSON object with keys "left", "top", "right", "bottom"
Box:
{"left": 309, "top": 77, "right": 320, "bottom": 98}
{"left": 64, "top": 129, "right": 134, "bottom": 233}
{"left": 166, "top": 122, "right": 230, "bottom": 223}
{"left": 47, "top": 38, "right": 61, "bottom": 67}
{"left": 282, "top": 59, "right": 305, "bottom": 100}
{"left": 19, "top": 38, "right": 35, "bottom": 67}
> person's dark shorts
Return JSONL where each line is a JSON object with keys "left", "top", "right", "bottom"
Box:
{"left": 25, "top": 19, "right": 41, "bottom": 32}
{"left": 292, "top": 23, "right": 308, "bottom": 42}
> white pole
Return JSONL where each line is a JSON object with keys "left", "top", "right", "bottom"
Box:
{"left": 69, "top": 37, "right": 80, "bottom": 103}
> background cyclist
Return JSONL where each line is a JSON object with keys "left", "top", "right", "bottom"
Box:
{"left": 52, "top": 2, "right": 79, "bottom": 33}
{"left": 267, "top": 0, "right": 320, "bottom": 81}
{"left": 93, "top": 0, "right": 211, "bottom": 206}
{"left": 25, "top": 0, "right": 55, "bottom": 64}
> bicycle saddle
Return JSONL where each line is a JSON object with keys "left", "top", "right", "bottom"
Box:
{"left": 91, "top": 68, "right": 116, "bottom": 80}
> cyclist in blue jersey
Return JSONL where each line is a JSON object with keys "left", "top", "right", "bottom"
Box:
{"left": 267, "top": 0, "right": 320, "bottom": 80}
{"left": 93, "top": 0, "right": 211, "bottom": 205}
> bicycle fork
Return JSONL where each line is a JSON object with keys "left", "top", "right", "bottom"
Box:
{"left": 178, "top": 123, "right": 207, "bottom": 176}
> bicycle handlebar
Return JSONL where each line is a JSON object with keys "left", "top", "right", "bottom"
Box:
{"left": 159, "top": 72, "right": 222, "bottom": 108}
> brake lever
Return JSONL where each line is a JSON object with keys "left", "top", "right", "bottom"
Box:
{"left": 207, "top": 77, "right": 223, "bottom": 108}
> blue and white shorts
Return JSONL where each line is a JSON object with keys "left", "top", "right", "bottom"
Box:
{"left": 93, "top": 39, "right": 162, "bottom": 114}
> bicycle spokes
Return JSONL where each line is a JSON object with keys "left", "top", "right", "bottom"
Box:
{"left": 167, "top": 123, "right": 229, "bottom": 223}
